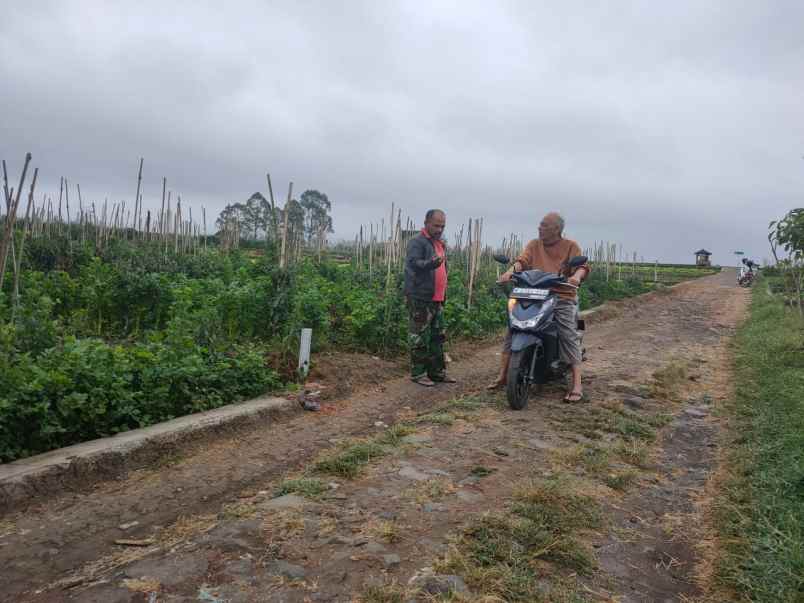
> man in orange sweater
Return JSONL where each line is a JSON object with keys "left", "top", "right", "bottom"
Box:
{"left": 489, "top": 212, "right": 589, "bottom": 402}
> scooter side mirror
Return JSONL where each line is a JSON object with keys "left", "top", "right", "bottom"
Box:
{"left": 493, "top": 254, "right": 510, "bottom": 265}
{"left": 567, "top": 255, "right": 588, "bottom": 268}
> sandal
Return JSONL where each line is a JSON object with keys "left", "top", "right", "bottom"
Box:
{"left": 412, "top": 375, "right": 436, "bottom": 387}
{"left": 486, "top": 379, "right": 506, "bottom": 391}
{"left": 563, "top": 391, "right": 586, "bottom": 403}
{"left": 434, "top": 375, "right": 457, "bottom": 384}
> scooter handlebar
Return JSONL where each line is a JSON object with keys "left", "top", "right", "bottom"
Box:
{"left": 498, "top": 272, "right": 579, "bottom": 289}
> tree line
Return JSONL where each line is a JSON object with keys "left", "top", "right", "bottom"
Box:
{"left": 216, "top": 189, "right": 333, "bottom": 247}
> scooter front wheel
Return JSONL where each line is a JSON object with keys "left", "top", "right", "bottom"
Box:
{"left": 507, "top": 348, "right": 538, "bottom": 410}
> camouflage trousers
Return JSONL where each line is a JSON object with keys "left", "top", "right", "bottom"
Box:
{"left": 407, "top": 299, "right": 446, "bottom": 380}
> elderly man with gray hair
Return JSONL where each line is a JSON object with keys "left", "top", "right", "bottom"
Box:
{"left": 489, "top": 212, "right": 589, "bottom": 403}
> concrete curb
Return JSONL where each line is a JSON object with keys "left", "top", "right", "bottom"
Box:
{"left": 0, "top": 396, "right": 296, "bottom": 514}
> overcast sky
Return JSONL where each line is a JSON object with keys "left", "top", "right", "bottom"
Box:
{"left": 2, "top": 1, "right": 803, "bottom": 264}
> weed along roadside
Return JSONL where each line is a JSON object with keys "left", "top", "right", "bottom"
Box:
{"left": 711, "top": 281, "right": 804, "bottom": 602}
{"left": 0, "top": 268, "right": 752, "bottom": 602}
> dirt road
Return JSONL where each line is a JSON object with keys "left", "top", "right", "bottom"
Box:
{"left": 0, "top": 269, "right": 747, "bottom": 602}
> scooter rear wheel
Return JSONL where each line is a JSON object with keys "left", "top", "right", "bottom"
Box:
{"left": 507, "top": 348, "right": 538, "bottom": 410}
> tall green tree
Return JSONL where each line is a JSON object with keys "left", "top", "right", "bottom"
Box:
{"left": 242, "top": 193, "right": 272, "bottom": 240}
{"left": 299, "top": 190, "right": 333, "bottom": 244}
{"left": 215, "top": 202, "right": 245, "bottom": 234}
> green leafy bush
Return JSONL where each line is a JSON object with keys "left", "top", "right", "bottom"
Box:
{"left": 0, "top": 330, "right": 278, "bottom": 461}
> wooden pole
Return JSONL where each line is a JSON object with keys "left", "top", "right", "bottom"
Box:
{"left": 202, "top": 206, "right": 207, "bottom": 250}
{"left": 1, "top": 162, "right": 9, "bottom": 216}
{"left": 369, "top": 222, "right": 374, "bottom": 280}
{"left": 266, "top": 173, "right": 278, "bottom": 245}
{"left": 0, "top": 153, "right": 32, "bottom": 291}
{"left": 64, "top": 178, "right": 71, "bottom": 226}
{"left": 280, "top": 182, "right": 292, "bottom": 268}
{"left": 159, "top": 177, "right": 166, "bottom": 240}
{"left": 174, "top": 197, "right": 181, "bottom": 254}
{"left": 77, "top": 184, "right": 86, "bottom": 243}
{"left": 134, "top": 157, "right": 143, "bottom": 238}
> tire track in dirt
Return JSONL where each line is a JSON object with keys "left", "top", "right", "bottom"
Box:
{"left": 1, "top": 269, "right": 747, "bottom": 602}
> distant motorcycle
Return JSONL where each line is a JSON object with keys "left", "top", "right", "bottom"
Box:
{"left": 738, "top": 258, "right": 757, "bottom": 288}
{"left": 493, "top": 254, "right": 587, "bottom": 410}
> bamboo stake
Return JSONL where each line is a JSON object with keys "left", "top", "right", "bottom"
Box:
{"left": 280, "top": 182, "right": 292, "bottom": 269}
{"left": 159, "top": 177, "right": 166, "bottom": 240}
{"left": 65, "top": 178, "right": 71, "bottom": 226}
{"left": 202, "top": 206, "right": 207, "bottom": 250}
{"left": 369, "top": 222, "right": 374, "bottom": 280}
{"left": 134, "top": 157, "right": 143, "bottom": 238}
{"left": 0, "top": 154, "right": 32, "bottom": 291}
{"left": 266, "top": 173, "right": 278, "bottom": 246}
{"left": 174, "top": 197, "right": 180, "bottom": 254}
{"left": 1, "top": 163, "right": 9, "bottom": 216}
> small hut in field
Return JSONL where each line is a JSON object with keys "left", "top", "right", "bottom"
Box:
{"left": 694, "top": 249, "right": 712, "bottom": 267}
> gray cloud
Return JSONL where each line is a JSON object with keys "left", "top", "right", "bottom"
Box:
{"left": 2, "top": 0, "right": 803, "bottom": 264}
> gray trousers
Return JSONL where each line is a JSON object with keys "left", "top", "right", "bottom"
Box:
{"left": 503, "top": 299, "right": 583, "bottom": 365}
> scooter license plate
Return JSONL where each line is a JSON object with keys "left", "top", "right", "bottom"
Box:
{"left": 512, "top": 287, "right": 550, "bottom": 299}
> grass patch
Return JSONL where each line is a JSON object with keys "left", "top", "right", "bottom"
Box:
{"left": 436, "top": 479, "right": 599, "bottom": 601}
{"left": 275, "top": 477, "right": 328, "bottom": 499}
{"left": 218, "top": 500, "right": 257, "bottom": 520}
{"left": 358, "top": 582, "right": 407, "bottom": 602}
{"left": 263, "top": 509, "right": 305, "bottom": 540}
{"left": 470, "top": 465, "right": 496, "bottom": 478}
{"left": 549, "top": 402, "right": 663, "bottom": 444}
{"left": 644, "top": 412, "right": 673, "bottom": 428}
{"left": 313, "top": 440, "right": 387, "bottom": 478}
{"left": 604, "top": 470, "right": 638, "bottom": 491}
{"left": 363, "top": 519, "right": 403, "bottom": 544}
{"left": 405, "top": 478, "right": 456, "bottom": 504}
{"left": 603, "top": 400, "right": 671, "bottom": 433}
{"left": 546, "top": 406, "right": 609, "bottom": 439}
{"left": 511, "top": 479, "right": 602, "bottom": 533}
{"left": 417, "top": 411, "right": 455, "bottom": 426}
{"left": 714, "top": 284, "right": 804, "bottom": 601}
{"left": 448, "top": 395, "right": 488, "bottom": 411}
{"left": 613, "top": 415, "right": 656, "bottom": 442}
{"left": 559, "top": 444, "right": 611, "bottom": 475}
{"left": 616, "top": 437, "right": 651, "bottom": 468}
{"left": 313, "top": 424, "right": 415, "bottom": 478}
{"left": 376, "top": 423, "right": 417, "bottom": 446}
{"left": 651, "top": 361, "right": 688, "bottom": 400}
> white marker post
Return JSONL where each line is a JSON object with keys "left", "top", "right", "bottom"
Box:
{"left": 298, "top": 328, "right": 312, "bottom": 378}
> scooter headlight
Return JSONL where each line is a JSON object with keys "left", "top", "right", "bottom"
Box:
{"left": 511, "top": 317, "right": 539, "bottom": 329}
{"left": 509, "top": 297, "right": 554, "bottom": 330}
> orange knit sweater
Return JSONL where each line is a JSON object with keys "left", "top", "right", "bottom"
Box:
{"left": 515, "top": 238, "right": 589, "bottom": 300}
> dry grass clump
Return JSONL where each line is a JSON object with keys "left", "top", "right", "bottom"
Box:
{"left": 651, "top": 361, "right": 688, "bottom": 400}
{"left": 433, "top": 479, "right": 599, "bottom": 601}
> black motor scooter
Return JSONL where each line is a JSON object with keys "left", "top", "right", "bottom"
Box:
{"left": 493, "top": 254, "right": 588, "bottom": 410}
{"left": 738, "top": 258, "right": 757, "bottom": 288}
